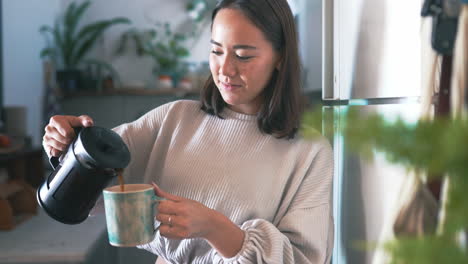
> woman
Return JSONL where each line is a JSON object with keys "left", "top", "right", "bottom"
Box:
{"left": 42, "top": 0, "right": 334, "bottom": 263}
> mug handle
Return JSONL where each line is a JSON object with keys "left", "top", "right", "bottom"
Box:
{"left": 151, "top": 194, "right": 166, "bottom": 234}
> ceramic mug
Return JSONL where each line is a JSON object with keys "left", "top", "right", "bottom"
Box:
{"left": 103, "top": 184, "right": 164, "bottom": 247}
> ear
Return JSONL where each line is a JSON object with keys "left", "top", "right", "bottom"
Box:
{"left": 275, "top": 56, "right": 282, "bottom": 70}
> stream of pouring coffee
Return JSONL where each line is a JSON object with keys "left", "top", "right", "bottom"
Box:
{"left": 116, "top": 168, "right": 125, "bottom": 192}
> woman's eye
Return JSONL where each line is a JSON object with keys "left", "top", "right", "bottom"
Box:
{"left": 211, "top": 50, "right": 222, "bottom": 55}
{"left": 236, "top": 55, "right": 253, "bottom": 61}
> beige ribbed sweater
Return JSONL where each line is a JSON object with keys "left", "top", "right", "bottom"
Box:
{"left": 112, "top": 100, "right": 334, "bottom": 264}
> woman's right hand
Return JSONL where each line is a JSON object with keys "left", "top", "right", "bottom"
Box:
{"left": 42, "top": 115, "right": 94, "bottom": 158}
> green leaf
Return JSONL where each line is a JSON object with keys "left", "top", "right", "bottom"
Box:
{"left": 40, "top": 48, "right": 54, "bottom": 59}
{"left": 67, "top": 1, "right": 91, "bottom": 32}
{"left": 114, "top": 31, "right": 129, "bottom": 55}
{"left": 82, "top": 58, "right": 121, "bottom": 86}
{"left": 72, "top": 17, "right": 130, "bottom": 67}
{"left": 134, "top": 34, "right": 148, "bottom": 56}
{"left": 63, "top": 0, "right": 92, "bottom": 63}
{"left": 173, "top": 33, "right": 186, "bottom": 41}
{"left": 384, "top": 236, "right": 468, "bottom": 264}
{"left": 186, "top": 3, "right": 195, "bottom": 10}
{"left": 63, "top": 1, "right": 77, "bottom": 28}
{"left": 76, "top": 17, "right": 130, "bottom": 43}
{"left": 39, "top": 25, "right": 53, "bottom": 35}
{"left": 156, "top": 42, "right": 169, "bottom": 53}
{"left": 164, "top": 22, "right": 171, "bottom": 36}
{"left": 51, "top": 19, "right": 67, "bottom": 68}
{"left": 169, "top": 39, "right": 177, "bottom": 50}
{"left": 148, "top": 29, "right": 157, "bottom": 39}
{"left": 175, "top": 47, "right": 189, "bottom": 57}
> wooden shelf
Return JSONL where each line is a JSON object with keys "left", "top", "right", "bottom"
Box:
{"left": 63, "top": 87, "right": 200, "bottom": 98}
{"left": 0, "top": 147, "right": 45, "bottom": 188}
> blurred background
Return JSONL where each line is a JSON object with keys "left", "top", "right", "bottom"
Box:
{"left": 0, "top": 1, "right": 321, "bottom": 263}
{"left": 1, "top": 0, "right": 466, "bottom": 263}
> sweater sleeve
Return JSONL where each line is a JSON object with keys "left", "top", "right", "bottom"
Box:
{"left": 213, "top": 141, "right": 334, "bottom": 264}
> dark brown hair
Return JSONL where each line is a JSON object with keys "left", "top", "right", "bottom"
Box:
{"left": 200, "top": 0, "right": 303, "bottom": 139}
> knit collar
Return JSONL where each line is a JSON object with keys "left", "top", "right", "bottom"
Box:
{"left": 222, "top": 107, "right": 257, "bottom": 121}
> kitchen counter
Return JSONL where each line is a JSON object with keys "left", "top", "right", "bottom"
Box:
{"left": 0, "top": 207, "right": 113, "bottom": 264}
{"left": 0, "top": 206, "right": 156, "bottom": 264}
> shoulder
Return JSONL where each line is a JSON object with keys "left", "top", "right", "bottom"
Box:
{"left": 292, "top": 129, "right": 333, "bottom": 166}
{"left": 148, "top": 99, "right": 200, "bottom": 114}
{"left": 165, "top": 99, "right": 200, "bottom": 109}
{"left": 115, "top": 100, "right": 202, "bottom": 133}
{"left": 141, "top": 99, "right": 202, "bottom": 121}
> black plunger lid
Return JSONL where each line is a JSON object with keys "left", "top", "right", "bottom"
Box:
{"left": 78, "top": 126, "right": 130, "bottom": 169}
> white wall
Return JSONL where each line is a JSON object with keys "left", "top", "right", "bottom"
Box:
{"left": 298, "top": 0, "right": 322, "bottom": 91}
{"left": 3, "top": 0, "right": 61, "bottom": 146}
{"left": 333, "top": 0, "right": 421, "bottom": 99}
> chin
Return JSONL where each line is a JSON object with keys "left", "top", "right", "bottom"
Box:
{"left": 219, "top": 90, "right": 237, "bottom": 103}
{"left": 222, "top": 97, "right": 241, "bottom": 106}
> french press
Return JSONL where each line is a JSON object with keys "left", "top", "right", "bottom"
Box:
{"left": 37, "top": 126, "right": 130, "bottom": 224}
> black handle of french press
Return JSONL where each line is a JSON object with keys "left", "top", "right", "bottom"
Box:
{"left": 49, "top": 127, "right": 83, "bottom": 169}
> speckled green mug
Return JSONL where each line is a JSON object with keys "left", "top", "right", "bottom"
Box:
{"left": 103, "top": 184, "right": 164, "bottom": 247}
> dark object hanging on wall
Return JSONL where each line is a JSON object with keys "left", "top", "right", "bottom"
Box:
{"left": 420, "top": 0, "right": 464, "bottom": 203}
{"left": 421, "top": 0, "right": 461, "bottom": 55}
{"left": 431, "top": 15, "right": 458, "bottom": 54}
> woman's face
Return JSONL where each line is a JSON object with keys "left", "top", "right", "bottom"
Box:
{"left": 210, "top": 8, "right": 280, "bottom": 115}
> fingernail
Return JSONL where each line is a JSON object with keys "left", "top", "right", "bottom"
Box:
{"left": 85, "top": 120, "right": 93, "bottom": 126}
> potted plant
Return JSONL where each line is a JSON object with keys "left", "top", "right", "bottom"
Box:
{"left": 39, "top": 0, "right": 130, "bottom": 93}
{"left": 115, "top": 22, "right": 191, "bottom": 88}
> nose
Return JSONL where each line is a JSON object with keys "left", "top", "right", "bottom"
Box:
{"left": 219, "top": 55, "right": 237, "bottom": 77}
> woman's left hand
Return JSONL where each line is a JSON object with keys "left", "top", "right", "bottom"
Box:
{"left": 152, "top": 182, "right": 245, "bottom": 257}
{"left": 153, "top": 183, "right": 217, "bottom": 240}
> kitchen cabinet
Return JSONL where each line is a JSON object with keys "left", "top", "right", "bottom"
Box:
{"left": 60, "top": 89, "right": 198, "bottom": 129}
{"left": 0, "top": 147, "right": 44, "bottom": 188}
{"left": 0, "top": 148, "right": 43, "bottom": 230}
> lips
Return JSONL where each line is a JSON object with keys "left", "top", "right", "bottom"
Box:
{"left": 220, "top": 81, "right": 241, "bottom": 91}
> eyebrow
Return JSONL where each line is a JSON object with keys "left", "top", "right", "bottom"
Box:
{"left": 210, "top": 39, "right": 257, "bottom": 50}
